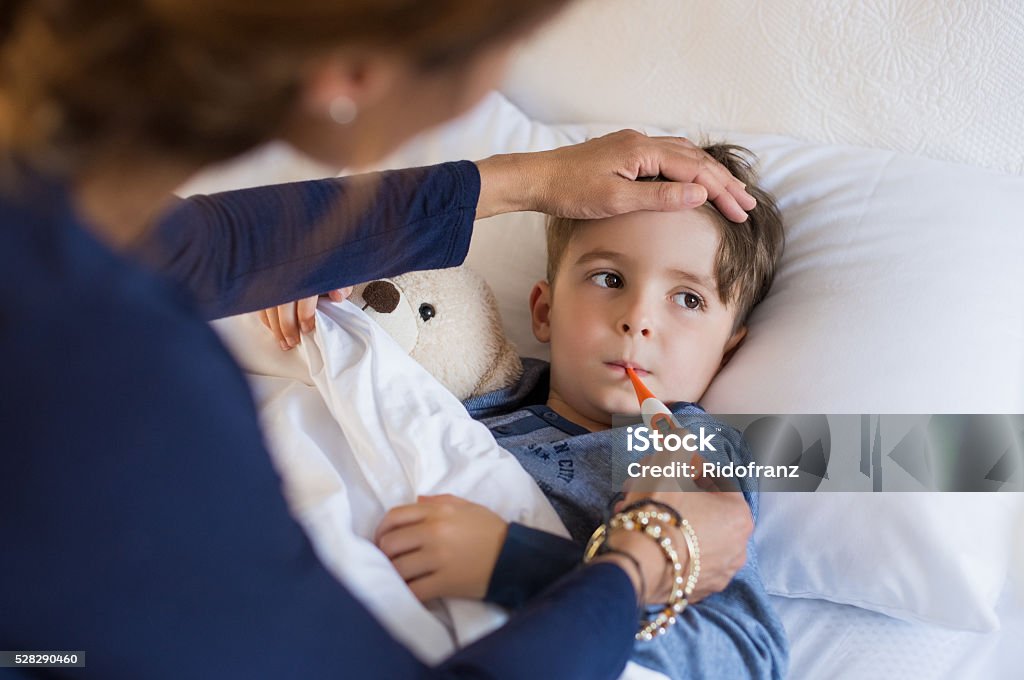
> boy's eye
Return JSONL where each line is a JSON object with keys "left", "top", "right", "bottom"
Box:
{"left": 590, "top": 272, "right": 623, "bottom": 289}
{"left": 673, "top": 291, "right": 704, "bottom": 310}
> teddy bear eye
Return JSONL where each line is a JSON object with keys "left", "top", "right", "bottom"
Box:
{"left": 418, "top": 303, "right": 436, "bottom": 321}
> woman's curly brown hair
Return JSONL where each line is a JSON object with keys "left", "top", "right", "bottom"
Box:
{"left": 0, "top": 0, "right": 568, "bottom": 171}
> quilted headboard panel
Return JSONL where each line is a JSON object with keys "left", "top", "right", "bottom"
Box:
{"left": 502, "top": 0, "right": 1024, "bottom": 175}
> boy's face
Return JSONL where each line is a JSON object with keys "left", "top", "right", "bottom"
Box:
{"left": 531, "top": 209, "right": 746, "bottom": 430}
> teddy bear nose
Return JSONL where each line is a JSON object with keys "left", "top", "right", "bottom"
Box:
{"left": 362, "top": 280, "right": 401, "bottom": 313}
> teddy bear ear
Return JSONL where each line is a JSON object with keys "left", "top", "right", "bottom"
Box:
{"left": 470, "top": 336, "right": 523, "bottom": 397}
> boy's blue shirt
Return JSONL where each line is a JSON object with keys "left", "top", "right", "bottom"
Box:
{"left": 465, "top": 358, "right": 788, "bottom": 680}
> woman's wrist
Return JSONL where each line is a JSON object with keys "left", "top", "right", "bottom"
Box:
{"left": 586, "top": 508, "right": 701, "bottom": 641}
{"left": 595, "top": 526, "right": 689, "bottom": 605}
{"left": 474, "top": 153, "right": 545, "bottom": 220}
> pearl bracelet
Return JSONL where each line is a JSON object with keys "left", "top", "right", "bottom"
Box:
{"left": 584, "top": 507, "right": 701, "bottom": 641}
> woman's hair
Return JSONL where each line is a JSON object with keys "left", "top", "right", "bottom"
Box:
{"left": 0, "top": 0, "right": 568, "bottom": 171}
{"left": 546, "top": 143, "right": 785, "bottom": 331}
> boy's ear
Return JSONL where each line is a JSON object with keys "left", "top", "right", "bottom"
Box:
{"left": 529, "top": 281, "right": 553, "bottom": 344}
{"left": 720, "top": 325, "right": 747, "bottom": 368}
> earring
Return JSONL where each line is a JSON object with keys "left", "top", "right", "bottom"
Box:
{"left": 328, "top": 95, "right": 358, "bottom": 125}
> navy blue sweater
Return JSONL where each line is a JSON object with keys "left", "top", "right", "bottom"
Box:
{"left": 0, "top": 162, "right": 637, "bottom": 679}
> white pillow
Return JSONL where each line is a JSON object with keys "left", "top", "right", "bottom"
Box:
{"left": 373, "top": 93, "right": 1024, "bottom": 631}
{"left": 757, "top": 493, "right": 1021, "bottom": 631}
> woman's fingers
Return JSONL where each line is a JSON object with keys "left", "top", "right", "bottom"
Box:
{"left": 690, "top": 452, "right": 717, "bottom": 490}
{"left": 629, "top": 180, "right": 708, "bottom": 214}
{"left": 616, "top": 131, "right": 755, "bottom": 221}
{"left": 648, "top": 135, "right": 751, "bottom": 200}
{"left": 646, "top": 138, "right": 755, "bottom": 221}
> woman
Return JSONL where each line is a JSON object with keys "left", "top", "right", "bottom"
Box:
{"left": 0, "top": 1, "right": 756, "bottom": 677}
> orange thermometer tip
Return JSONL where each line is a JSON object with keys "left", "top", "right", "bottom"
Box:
{"left": 625, "top": 366, "right": 656, "bottom": 406}
{"left": 626, "top": 366, "right": 679, "bottom": 434}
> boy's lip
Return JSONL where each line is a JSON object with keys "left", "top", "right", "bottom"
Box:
{"left": 605, "top": 361, "right": 649, "bottom": 377}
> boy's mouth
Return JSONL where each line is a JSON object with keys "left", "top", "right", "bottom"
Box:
{"left": 604, "top": 361, "right": 649, "bottom": 377}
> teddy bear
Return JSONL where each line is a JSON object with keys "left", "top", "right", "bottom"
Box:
{"left": 349, "top": 266, "right": 523, "bottom": 401}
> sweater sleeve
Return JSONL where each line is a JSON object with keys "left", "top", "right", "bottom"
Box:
{"left": 486, "top": 523, "right": 584, "bottom": 609}
{"left": 135, "top": 161, "right": 479, "bottom": 319}
{"left": 440, "top": 562, "right": 637, "bottom": 679}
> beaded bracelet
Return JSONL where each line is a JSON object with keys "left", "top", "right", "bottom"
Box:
{"left": 616, "top": 499, "right": 682, "bottom": 528}
{"left": 583, "top": 507, "right": 701, "bottom": 641}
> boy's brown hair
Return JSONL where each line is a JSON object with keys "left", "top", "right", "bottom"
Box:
{"left": 545, "top": 143, "right": 784, "bottom": 329}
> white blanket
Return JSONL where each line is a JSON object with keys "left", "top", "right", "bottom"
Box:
{"left": 216, "top": 301, "right": 669, "bottom": 679}
{"left": 213, "top": 301, "right": 569, "bottom": 663}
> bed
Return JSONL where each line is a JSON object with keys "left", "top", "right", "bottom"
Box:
{"left": 182, "top": 1, "right": 1024, "bottom": 677}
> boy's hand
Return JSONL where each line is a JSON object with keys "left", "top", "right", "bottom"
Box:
{"left": 374, "top": 494, "right": 509, "bottom": 602}
{"left": 257, "top": 287, "right": 353, "bottom": 350}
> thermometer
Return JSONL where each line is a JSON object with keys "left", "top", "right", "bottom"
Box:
{"left": 625, "top": 367, "right": 680, "bottom": 435}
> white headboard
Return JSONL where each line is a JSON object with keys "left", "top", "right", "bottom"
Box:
{"left": 502, "top": 0, "right": 1024, "bottom": 175}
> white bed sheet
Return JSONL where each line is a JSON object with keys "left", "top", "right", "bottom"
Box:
{"left": 773, "top": 585, "right": 1024, "bottom": 679}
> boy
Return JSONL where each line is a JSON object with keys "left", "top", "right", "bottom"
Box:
{"left": 376, "top": 144, "right": 788, "bottom": 679}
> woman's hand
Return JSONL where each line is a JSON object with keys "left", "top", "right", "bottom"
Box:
{"left": 611, "top": 452, "right": 755, "bottom": 604}
{"left": 374, "top": 494, "right": 509, "bottom": 602}
{"left": 475, "top": 130, "right": 757, "bottom": 223}
{"left": 257, "top": 287, "right": 353, "bottom": 350}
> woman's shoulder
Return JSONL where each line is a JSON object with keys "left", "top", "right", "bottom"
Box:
{"left": 1, "top": 174, "right": 265, "bottom": 460}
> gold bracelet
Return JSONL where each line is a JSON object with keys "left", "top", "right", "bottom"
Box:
{"left": 584, "top": 508, "right": 701, "bottom": 641}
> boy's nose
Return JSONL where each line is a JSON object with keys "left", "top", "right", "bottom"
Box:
{"left": 617, "top": 291, "right": 654, "bottom": 337}
{"left": 620, "top": 322, "right": 650, "bottom": 337}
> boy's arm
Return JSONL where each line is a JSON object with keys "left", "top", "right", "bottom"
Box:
{"left": 375, "top": 494, "right": 582, "bottom": 607}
